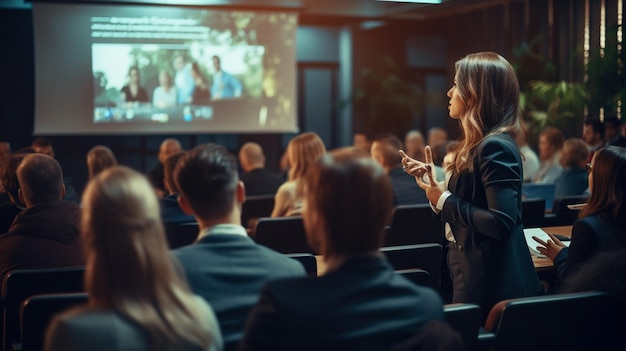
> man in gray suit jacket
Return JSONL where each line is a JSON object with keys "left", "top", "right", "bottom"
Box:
{"left": 171, "top": 143, "right": 305, "bottom": 351}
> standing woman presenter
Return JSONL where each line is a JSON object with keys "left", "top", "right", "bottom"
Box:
{"left": 400, "top": 52, "right": 543, "bottom": 321}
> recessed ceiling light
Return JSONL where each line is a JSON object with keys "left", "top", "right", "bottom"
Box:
{"left": 376, "top": 0, "right": 443, "bottom": 4}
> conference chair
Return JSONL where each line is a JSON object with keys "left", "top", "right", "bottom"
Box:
{"left": 480, "top": 291, "right": 619, "bottom": 351}
{"left": 542, "top": 195, "right": 589, "bottom": 226}
{"left": 396, "top": 268, "right": 430, "bottom": 287}
{"left": 163, "top": 221, "right": 199, "bottom": 249}
{"left": 521, "top": 197, "right": 546, "bottom": 228}
{"left": 16, "top": 292, "right": 89, "bottom": 351}
{"left": 285, "top": 253, "right": 317, "bottom": 277}
{"left": 380, "top": 243, "right": 442, "bottom": 292}
{"left": 385, "top": 204, "right": 444, "bottom": 246}
{"left": 240, "top": 194, "right": 275, "bottom": 229}
{"left": 253, "top": 216, "right": 314, "bottom": 254}
{"left": 521, "top": 183, "right": 556, "bottom": 212}
{"left": 1, "top": 266, "right": 86, "bottom": 351}
{"left": 443, "top": 303, "right": 481, "bottom": 351}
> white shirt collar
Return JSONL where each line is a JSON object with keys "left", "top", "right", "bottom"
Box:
{"left": 197, "top": 223, "right": 248, "bottom": 241}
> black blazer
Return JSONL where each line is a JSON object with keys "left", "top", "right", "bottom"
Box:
{"left": 442, "top": 133, "right": 543, "bottom": 313}
{"left": 239, "top": 255, "right": 445, "bottom": 351}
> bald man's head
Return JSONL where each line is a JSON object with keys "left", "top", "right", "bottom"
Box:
{"left": 158, "top": 138, "right": 183, "bottom": 164}
{"left": 17, "top": 153, "right": 65, "bottom": 206}
{"left": 239, "top": 142, "right": 265, "bottom": 172}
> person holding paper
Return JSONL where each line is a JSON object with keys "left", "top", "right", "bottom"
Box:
{"left": 533, "top": 145, "right": 626, "bottom": 285}
{"left": 400, "top": 52, "right": 543, "bottom": 321}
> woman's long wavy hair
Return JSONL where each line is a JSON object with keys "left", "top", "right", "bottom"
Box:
{"left": 287, "top": 132, "right": 327, "bottom": 182}
{"left": 81, "top": 166, "right": 216, "bottom": 351}
{"left": 450, "top": 52, "right": 521, "bottom": 173}
{"left": 580, "top": 146, "right": 626, "bottom": 233}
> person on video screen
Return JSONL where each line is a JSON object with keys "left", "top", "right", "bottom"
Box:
{"left": 173, "top": 55, "right": 195, "bottom": 105}
{"left": 190, "top": 62, "right": 210, "bottom": 105}
{"left": 152, "top": 70, "right": 177, "bottom": 109}
{"left": 120, "top": 66, "right": 149, "bottom": 106}
{"left": 211, "top": 55, "right": 242, "bottom": 100}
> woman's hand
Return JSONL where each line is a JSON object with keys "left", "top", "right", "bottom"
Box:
{"left": 400, "top": 146, "right": 445, "bottom": 204}
{"left": 532, "top": 233, "right": 567, "bottom": 261}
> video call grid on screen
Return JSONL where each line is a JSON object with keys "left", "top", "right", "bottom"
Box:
{"left": 33, "top": 2, "right": 298, "bottom": 135}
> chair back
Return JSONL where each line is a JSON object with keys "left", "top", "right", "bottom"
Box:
{"left": 544, "top": 195, "right": 589, "bottom": 226}
{"left": 521, "top": 197, "right": 545, "bottom": 228}
{"left": 521, "top": 183, "right": 556, "bottom": 211}
{"left": 19, "top": 292, "right": 88, "bottom": 351}
{"left": 163, "top": 221, "right": 199, "bottom": 249}
{"left": 253, "top": 217, "right": 314, "bottom": 254}
{"left": 483, "top": 291, "right": 618, "bottom": 351}
{"left": 386, "top": 205, "right": 444, "bottom": 246}
{"left": 443, "top": 303, "right": 481, "bottom": 351}
{"left": 1, "top": 266, "right": 86, "bottom": 351}
{"left": 396, "top": 268, "right": 430, "bottom": 287}
{"left": 380, "top": 244, "right": 442, "bottom": 291}
{"left": 285, "top": 253, "right": 317, "bottom": 277}
{"left": 241, "top": 195, "right": 275, "bottom": 229}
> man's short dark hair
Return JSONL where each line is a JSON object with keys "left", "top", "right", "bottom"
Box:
{"left": 372, "top": 132, "right": 403, "bottom": 167}
{"left": 31, "top": 137, "right": 53, "bottom": 148}
{"left": 583, "top": 118, "right": 605, "bottom": 138}
{"left": 175, "top": 144, "right": 238, "bottom": 219}
{"left": 17, "top": 153, "right": 64, "bottom": 205}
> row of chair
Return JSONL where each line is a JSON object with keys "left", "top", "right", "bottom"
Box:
{"left": 4, "top": 264, "right": 617, "bottom": 351}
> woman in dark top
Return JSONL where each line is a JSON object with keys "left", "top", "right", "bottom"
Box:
{"left": 401, "top": 52, "right": 542, "bottom": 320}
{"left": 534, "top": 145, "right": 626, "bottom": 284}
{"left": 554, "top": 138, "right": 589, "bottom": 197}
{"left": 190, "top": 62, "right": 210, "bottom": 105}
{"left": 120, "top": 66, "right": 149, "bottom": 106}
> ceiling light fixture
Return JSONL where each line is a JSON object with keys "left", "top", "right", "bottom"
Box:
{"left": 376, "top": 0, "right": 443, "bottom": 4}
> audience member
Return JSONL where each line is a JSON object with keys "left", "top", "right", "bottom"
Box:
{"left": 516, "top": 121, "right": 540, "bottom": 182}
{"left": 533, "top": 146, "right": 626, "bottom": 285}
{"left": 429, "top": 140, "right": 449, "bottom": 182}
{"left": 603, "top": 115, "right": 626, "bottom": 147}
{"left": 554, "top": 138, "right": 589, "bottom": 197}
{"left": 352, "top": 131, "right": 373, "bottom": 153}
{"left": 148, "top": 138, "right": 183, "bottom": 198}
{"left": 271, "top": 132, "right": 326, "bottom": 217}
{"left": 371, "top": 132, "right": 427, "bottom": 206}
{"left": 404, "top": 129, "right": 425, "bottom": 161}
{"left": 582, "top": 117, "right": 605, "bottom": 162}
{"left": 238, "top": 142, "right": 284, "bottom": 196}
{"left": 0, "top": 154, "right": 84, "bottom": 282}
{"left": 533, "top": 127, "right": 564, "bottom": 184}
{"left": 31, "top": 137, "right": 79, "bottom": 203}
{"left": 160, "top": 151, "right": 194, "bottom": 224}
{"left": 401, "top": 52, "right": 542, "bottom": 322}
{"left": 152, "top": 70, "right": 177, "bottom": 108}
{"left": 240, "top": 147, "right": 444, "bottom": 351}
{"left": 427, "top": 127, "right": 448, "bottom": 147}
{"left": 0, "top": 154, "right": 27, "bottom": 233}
{"left": 172, "top": 143, "right": 305, "bottom": 351}
{"left": 211, "top": 55, "right": 242, "bottom": 100}
{"left": 561, "top": 246, "right": 626, "bottom": 298}
{"left": 86, "top": 145, "right": 117, "bottom": 180}
{"left": 120, "top": 66, "right": 149, "bottom": 106}
{"left": 45, "top": 166, "right": 222, "bottom": 351}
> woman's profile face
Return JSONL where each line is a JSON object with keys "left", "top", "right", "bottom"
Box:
{"left": 446, "top": 77, "right": 464, "bottom": 119}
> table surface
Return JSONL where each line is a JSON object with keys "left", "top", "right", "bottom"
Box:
{"left": 314, "top": 226, "right": 573, "bottom": 276}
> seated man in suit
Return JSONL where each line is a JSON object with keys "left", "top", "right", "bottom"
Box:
{"left": 240, "top": 147, "right": 444, "bottom": 351}
{"left": 371, "top": 132, "right": 428, "bottom": 205}
{"left": 171, "top": 143, "right": 305, "bottom": 351}
{"left": 238, "top": 142, "right": 284, "bottom": 196}
{"left": 0, "top": 153, "right": 84, "bottom": 281}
